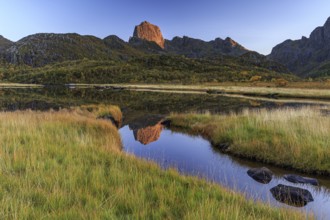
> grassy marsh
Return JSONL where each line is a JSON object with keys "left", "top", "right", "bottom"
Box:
{"left": 0, "top": 108, "right": 308, "bottom": 219}
{"left": 170, "top": 107, "right": 330, "bottom": 175}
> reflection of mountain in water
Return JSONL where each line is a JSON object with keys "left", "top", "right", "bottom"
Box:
{"left": 133, "top": 123, "right": 164, "bottom": 145}
{"left": 129, "top": 115, "right": 165, "bottom": 145}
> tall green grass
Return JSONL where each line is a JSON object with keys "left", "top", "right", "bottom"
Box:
{"left": 0, "top": 109, "right": 307, "bottom": 219}
{"left": 170, "top": 107, "right": 330, "bottom": 175}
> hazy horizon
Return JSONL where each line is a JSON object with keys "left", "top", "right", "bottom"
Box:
{"left": 1, "top": 0, "right": 330, "bottom": 55}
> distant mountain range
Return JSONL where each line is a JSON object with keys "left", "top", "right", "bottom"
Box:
{"left": 0, "top": 21, "right": 254, "bottom": 66}
{"left": 1, "top": 18, "right": 330, "bottom": 83}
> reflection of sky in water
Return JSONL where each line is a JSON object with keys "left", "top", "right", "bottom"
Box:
{"left": 121, "top": 126, "right": 330, "bottom": 219}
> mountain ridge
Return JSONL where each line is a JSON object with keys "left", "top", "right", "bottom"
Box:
{"left": 268, "top": 16, "right": 330, "bottom": 77}
{"left": 0, "top": 21, "right": 292, "bottom": 84}
{"left": 0, "top": 28, "right": 258, "bottom": 67}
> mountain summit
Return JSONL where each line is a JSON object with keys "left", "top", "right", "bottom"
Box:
{"left": 132, "top": 21, "right": 165, "bottom": 49}
{"left": 268, "top": 16, "right": 330, "bottom": 77}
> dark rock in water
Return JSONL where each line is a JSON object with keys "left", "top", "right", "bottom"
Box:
{"left": 97, "top": 115, "right": 120, "bottom": 128}
{"left": 247, "top": 167, "right": 273, "bottom": 184}
{"left": 284, "top": 174, "right": 319, "bottom": 186}
{"left": 270, "top": 184, "right": 314, "bottom": 207}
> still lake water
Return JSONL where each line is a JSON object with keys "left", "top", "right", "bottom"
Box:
{"left": 2, "top": 87, "right": 330, "bottom": 219}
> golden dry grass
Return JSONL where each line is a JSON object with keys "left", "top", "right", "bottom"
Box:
{"left": 0, "top": 108, "right": 310, "bottom": 219}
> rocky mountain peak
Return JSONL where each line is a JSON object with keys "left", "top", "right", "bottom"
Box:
{"left": 225, "top": 37, "right": 238, "bottom": 47}
{"left": 269, "top": 16, "right": 330, "bottom": 76}
{"left": 133, "top": 21, "right": 165, "bottom": 49}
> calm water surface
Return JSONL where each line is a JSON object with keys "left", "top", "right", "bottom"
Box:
{"left": 121, "top": 125, "right": 330, "bottom": 219}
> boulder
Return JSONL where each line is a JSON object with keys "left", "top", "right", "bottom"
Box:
{"left": 284, "top": 174, "right": 319, "bottom": 186}
{"left": 247, "top": 167, "right": 273, "bottom": 184}
{"left": 270, "top": 184, "right": 314, "bottom": 207}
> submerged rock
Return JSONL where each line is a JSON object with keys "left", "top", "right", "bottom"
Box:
{"left": 270, "top": 184, "right": 314, "bottom": 207}
{"left": 247, "top": 167, "right": 273, "bottom": 184}
{"left": 284, "top": 174, "right": 319, "bottom": 186}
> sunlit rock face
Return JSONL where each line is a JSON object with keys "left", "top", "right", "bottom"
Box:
{"left": 133, "top": 123, "right": 164, "bottom": 145}
{"left": 132, "top": 21, "right": 165, "bottom": 49}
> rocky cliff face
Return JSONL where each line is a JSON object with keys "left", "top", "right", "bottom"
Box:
{"left": 132, "top": 21, "right": 165, "bottom": 49}
{"left": 129, "top": 21, "right": 251, "bottom": 57}
{"left": 268, "top": 17, "right": 330, "bottom": 76}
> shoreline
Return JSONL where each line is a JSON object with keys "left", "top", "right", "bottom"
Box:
{"left": 68, "top": 83, "right": 330, "bottom": 101}
{"left": 169, "top": 107, "right": 330, "bottom": 176}
{"left": 1, "top": 82, "right": 329, "bottom": 101}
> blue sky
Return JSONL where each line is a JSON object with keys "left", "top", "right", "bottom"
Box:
{"left": 1, "top": 0, "right": 330, "bottom": 54}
